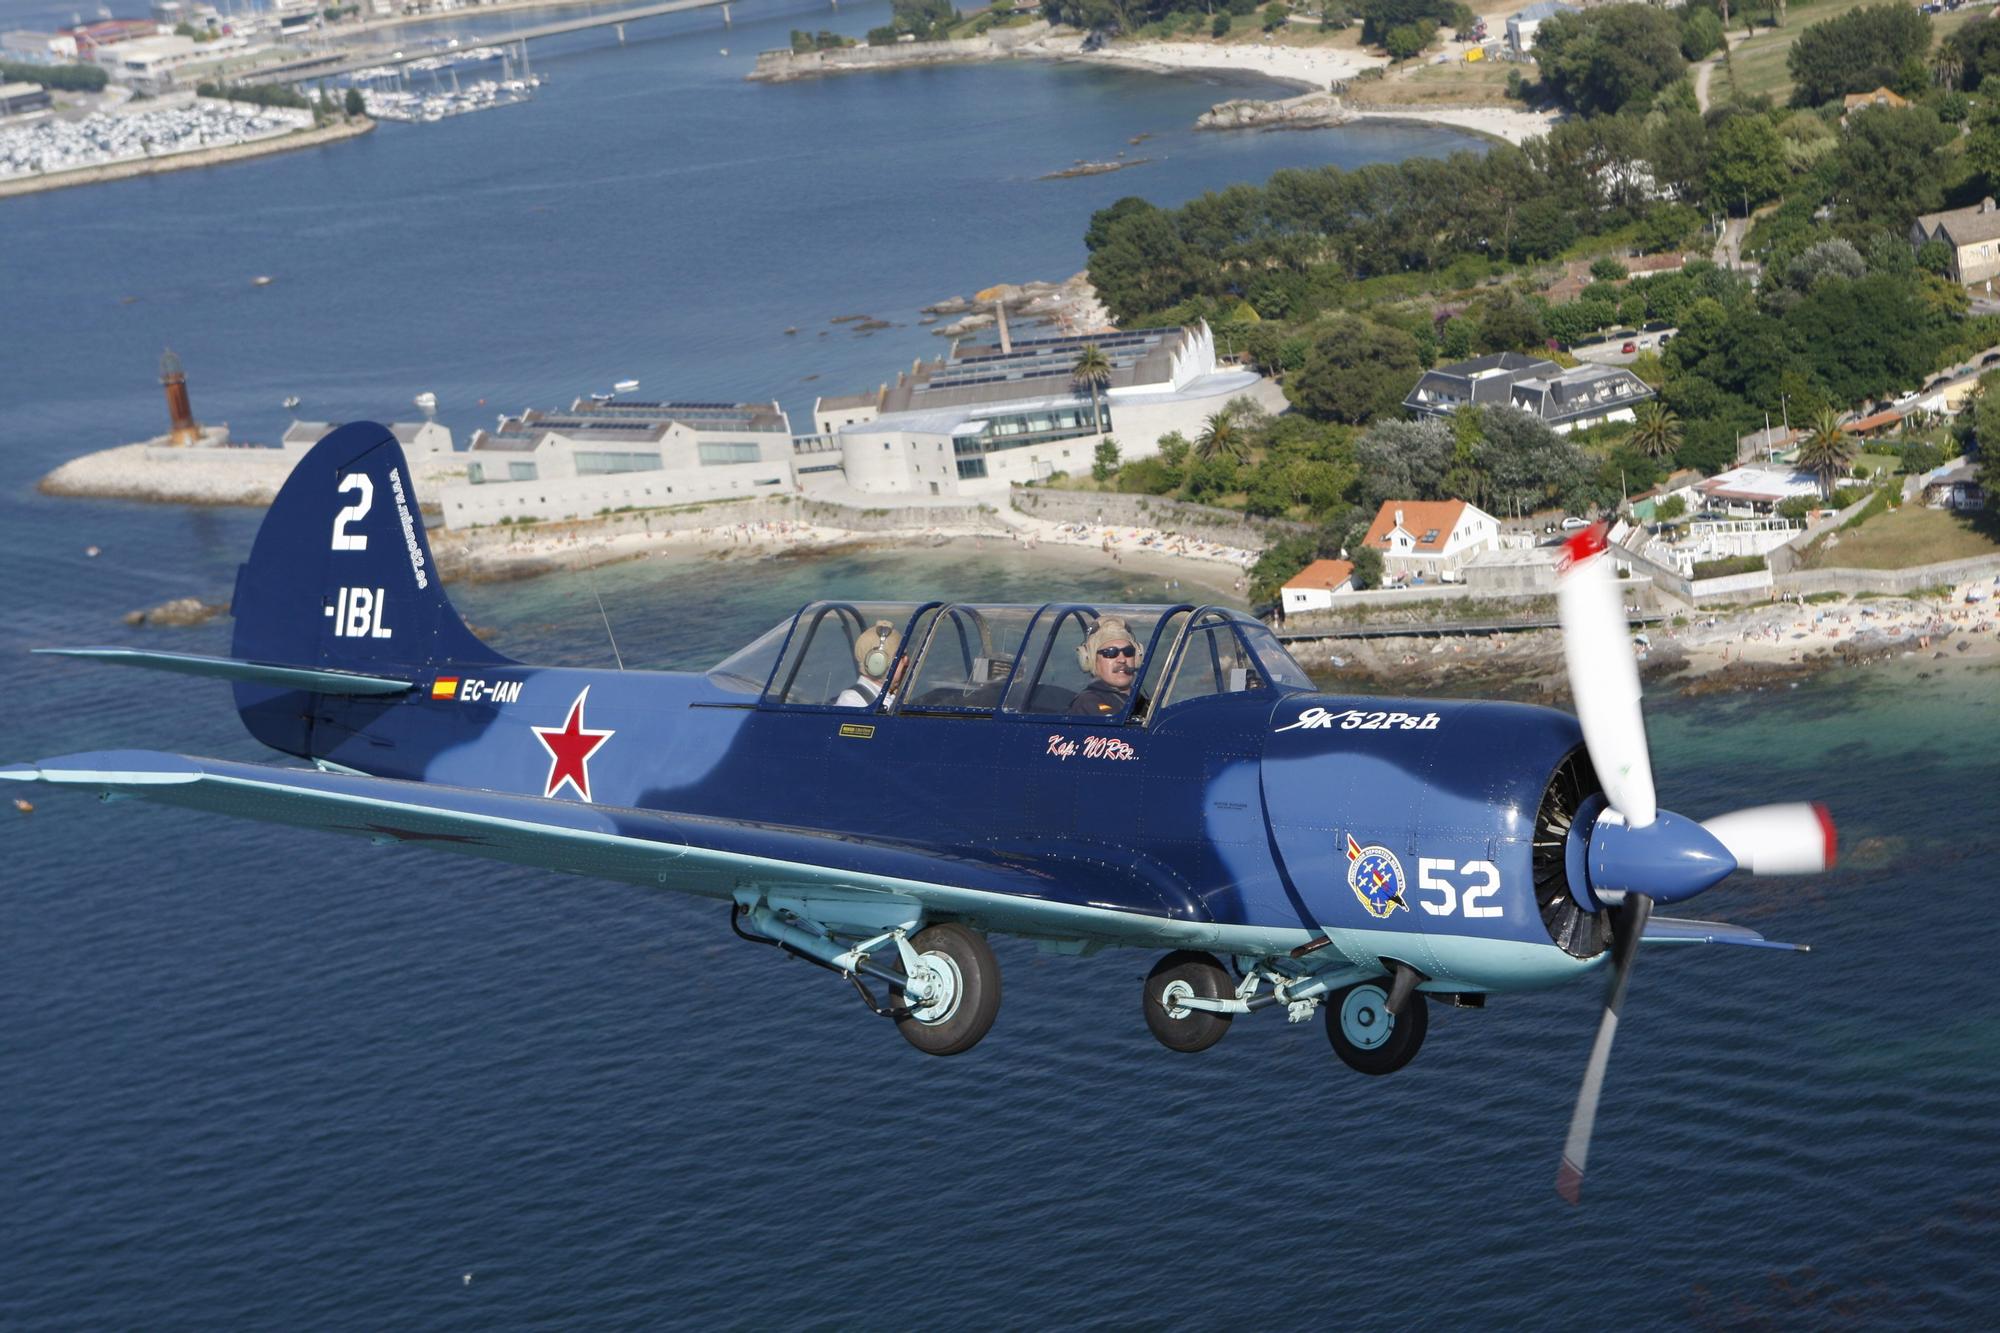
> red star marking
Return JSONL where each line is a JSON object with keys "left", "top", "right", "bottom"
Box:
{"left": 533, "top": 687, "right": 615, "bottom": 802}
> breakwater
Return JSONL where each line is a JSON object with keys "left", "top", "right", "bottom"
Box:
{"left": 747, "top": 22, "right": 1051, "bottom": 82}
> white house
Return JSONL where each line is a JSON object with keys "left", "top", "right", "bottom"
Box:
{"left": 1361, "top": 499, "right": 1499, "bottom": 582}
{"left": 1280, "top": 558, "right": 1356, "bottom": 615}
{"left": 1507, "top": 0, "right": 1578, "bottom": 56}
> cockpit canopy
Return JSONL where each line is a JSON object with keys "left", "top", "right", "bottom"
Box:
{"left": 708, "top": 600, "right": 1313, "bottom": 723}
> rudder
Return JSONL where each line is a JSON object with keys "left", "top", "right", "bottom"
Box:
{"left": 231, "top": 422, "right": 508, "bottom": 754}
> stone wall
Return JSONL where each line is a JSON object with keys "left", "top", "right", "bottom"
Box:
{"left": 527, "top": 493, "right": 1008, "bottom": 539}
{"left": 1776, "top": 553, "right": 2000, "bottom": 596}
{"left": 1008, "top": 487, "right": 1308, "bottom": 550}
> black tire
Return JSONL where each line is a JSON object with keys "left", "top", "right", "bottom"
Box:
{"left": 1142, "top": 950, "right": 1234, "bottom": 1053}
{"left": 892, "top": 923, "right": 1001, "bottom": 1057}
{"left": 1324, "top": 977, "right": 1428, "bottom": 1076}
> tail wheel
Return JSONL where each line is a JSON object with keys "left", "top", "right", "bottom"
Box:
{"left": 892, "top": 923, "right": 1001, "bottom": 1057}
{"left": 1325, "top": 978, "right": 1428, "bottom": 1075}
{"left": 1143, "top": 950, "right": 1234, "bottom": 1053}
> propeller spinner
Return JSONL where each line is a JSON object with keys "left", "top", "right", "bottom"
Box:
{"left": 1551, "top": 524, "right": 1835, "bottom": 1205}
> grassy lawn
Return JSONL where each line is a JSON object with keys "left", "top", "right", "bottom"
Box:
{"left": 1348, "top": 61, "right": 1517, "bottom": 108}
{"left": 1802, "top": 500, "right": 2000, "bottom": 569}
{"left": 1711, "top": 0, "right": 1989, "bottom": 106}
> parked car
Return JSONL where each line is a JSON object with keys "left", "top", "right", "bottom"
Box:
{"left": 1621, "top": 341, "right": 1637, "bottom": 354}
{"left": 1982, "top": 351, "right": 2000, "bottom": 366}
{"left": 1560, "top": 516, "right": 1591, "bottom": 531}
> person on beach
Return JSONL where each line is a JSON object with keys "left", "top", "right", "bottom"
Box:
{"left": 836, "top": 620, "right": 903, "bottom": 708}
{"left": 1068, "top": 617, "right": 1144, "bottom": 718}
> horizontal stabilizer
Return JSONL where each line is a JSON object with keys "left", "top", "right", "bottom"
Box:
{"left": 34, "top": 648, "right": 413, "bottom": 696}
{"left": 1643, "top": 914, "right": 1807, "bottom": 952}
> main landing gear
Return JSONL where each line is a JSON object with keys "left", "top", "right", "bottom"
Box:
{"left": 732, "top": 903, "right": 1002, "bottom": 1057}
{"left": 1140, "top": 951, "right": 1436, "bottom": 1075}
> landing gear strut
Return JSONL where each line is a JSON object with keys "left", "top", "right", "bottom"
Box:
{"left": 891, "top": 923, "right": 1002, "bottom": 1057}
{"left": 732, "top": 903, "right": 1002, "bottom": 1057}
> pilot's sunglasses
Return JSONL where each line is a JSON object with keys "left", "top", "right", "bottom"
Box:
{"left": 1097, "top": 645, "right": 1138, "bottom": 659}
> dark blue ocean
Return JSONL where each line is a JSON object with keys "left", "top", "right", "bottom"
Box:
{"left": 5, "top": 2, "right": 2000, "bottom": 1326}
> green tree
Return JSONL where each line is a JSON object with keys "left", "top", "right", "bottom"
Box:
{"left": 1795, "top": 409, "right": 1858, "bottom": 495}
{"left": 1532, "top": 6, "right": 1688, "bottom": 116}
{"left": 1477, "top": 407, "right": 1595, "bottom": 517}
{"left": 1092, "top": 437, "right": 1121, "bottom": 482}
{"left": 1262, "top": 2, "right": 1289, "bottom": 32}
{"left": 1289, "top": 314, "right": 1422, "bottom": 423}
{"left": 1832, "top": 105, "right": 1953, "bottom": 226}
{"left": 1591, "top": 256, "right": 1629, "bottom": 282}
{"left": 1630, "top": 400, "right": 1682, "bottom": 460}
{"left": 343, "top": 86, "right": 364, "bottom": 117}
{"left": 1707, "top": 114, "right": 1788, "bottom": 217}
{"left": 1213, "top": 13, "right": 1232, "bottom": 35}
{"left": 1156, "top": 430, "right": 1192, "bottom": 469}
{"left": 1354, "top": 417, "right": 1456, "bottom": 510}
{"left": 1195, "top": 409, "right": 1248, "bottom": 463}
{"left": 1071, "top": 343, "right": 1112, "bottom": 433}
{"left": 1349, "top": 543, "right": 1385, "bottom": 591}
{"left": 1681, "top": 8, "right": 1724, "bottom": 60}
{"left": 1786, "top": 3, "right": 1931, "bottom": 107}
{"left": 1655, "top": 493, "right": 1688, "bottom": 522}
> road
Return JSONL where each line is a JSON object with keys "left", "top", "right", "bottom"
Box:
{"left": 248, "top": 0, "right": 739, "bottom": 85}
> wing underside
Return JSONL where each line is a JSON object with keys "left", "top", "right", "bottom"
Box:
{"left": 2, "top": 750, "right": 1219, "bottom": 949}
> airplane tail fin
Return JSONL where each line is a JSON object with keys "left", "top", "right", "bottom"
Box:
{"left": 230, "top": 422, "right": 509, "bottom": 753}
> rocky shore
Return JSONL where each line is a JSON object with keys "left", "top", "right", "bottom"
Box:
{"left": 1195, "top": 91, "right": 1352, "bottom": 132}
{"left": 921, "top": 272, "right": 1113, "bottom": 339}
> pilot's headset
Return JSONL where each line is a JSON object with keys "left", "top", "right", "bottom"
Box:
{"left": 1075, "top": 616, "right": 1144, "bottom": 674}
{"left": 857, "top": 619, "right": 901, "bottom": 680}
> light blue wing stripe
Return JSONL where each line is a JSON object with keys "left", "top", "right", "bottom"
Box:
{"left": 34, "top": 648, "right": 414, "bottom": 696}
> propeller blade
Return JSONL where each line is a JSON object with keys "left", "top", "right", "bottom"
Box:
{"left": 1556, "top": 892, "right": 1654, "bottom": 1206}
{"left": 1702, "top": 802, "right": 1838, "bottom": 875}
{"left": 1556, "top": 525, "right": 1657, "bottom": 829}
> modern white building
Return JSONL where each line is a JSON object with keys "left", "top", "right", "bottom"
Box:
{"left": 284, "top": 418, "right": 455, "bottom": 461}
{"left": 813, "top": 322, "right": 1269, "bottom": 498}
{"left": 1361, "top": 499, "right": 1499, "bottom": 583}
{"left": 1, "top": 31, "right": 81, "bottom": 64}
{"left": 1695, "top": 464, "right": 1823, "bottom": 516}
{"left": 439, "top": 397, "right": 796, "bottom": 527}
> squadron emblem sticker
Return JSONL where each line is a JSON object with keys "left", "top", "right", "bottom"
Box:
{"left": 1345, "top": 835, "right": 1408, "bottom": 919}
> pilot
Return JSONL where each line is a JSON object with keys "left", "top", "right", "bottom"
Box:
{"left": 836, "top": 620, "right": 902, "bottom": 708}
{"left": 1068, "top": 617, "right": 1144, "bottom": 719}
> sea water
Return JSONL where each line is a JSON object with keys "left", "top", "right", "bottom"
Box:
{"left": 4, "top": 1, "right": 2000, "bottom": 1324}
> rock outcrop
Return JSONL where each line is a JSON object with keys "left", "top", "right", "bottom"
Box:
{"left": 1195, "top": 91, "right": 1352, "bottom": 132}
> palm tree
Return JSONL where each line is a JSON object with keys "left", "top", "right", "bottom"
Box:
{"left": 1194, "top": 409, "right": 1246, "bottom": 464}
{"left": 1795, "top": 408, "right": 1857, "bottom": 497}
{"left": 1071, "top": 343, "right": 1112, "bottom": 434}
{"left": 1629, "top": 401, "right": 1681, "bottom": 461}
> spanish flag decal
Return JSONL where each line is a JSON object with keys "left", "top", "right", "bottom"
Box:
{"left": 431, "top": 677, "right": 459, "bottom": 701}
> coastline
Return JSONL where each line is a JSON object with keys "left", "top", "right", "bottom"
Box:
{"left": 0, "top": 117, "right": 374, "bottom": 201}
{"left": 753, "top": 30, "right": 1559, "bottom": 146}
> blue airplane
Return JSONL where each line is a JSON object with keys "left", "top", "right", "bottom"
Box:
{"left": 6, "top": 423, "right": 1837, "bottom": 1202}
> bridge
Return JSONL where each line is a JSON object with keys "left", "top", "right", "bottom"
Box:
{"left": 247, "top": 0, "right": 771, "bottom": 86}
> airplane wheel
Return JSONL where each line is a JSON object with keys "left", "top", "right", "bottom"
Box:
{"left": 1325, "top": 978, "right": 1428, "bottom": 1076}
{"left": 1143, "top": 950, "right": 1234, "bottom": 1053}
{"left": 893, "top": 923, "right": 1001, "bottom": 1057}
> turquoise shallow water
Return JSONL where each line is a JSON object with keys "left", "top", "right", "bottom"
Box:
{"left": 4, "top": 0, "right": 2000, "bottom": 1324}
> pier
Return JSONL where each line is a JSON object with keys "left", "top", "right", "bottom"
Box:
{"left": 248, "top": 0, "right": 744, "bottom": 86}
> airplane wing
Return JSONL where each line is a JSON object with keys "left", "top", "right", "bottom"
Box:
{"left": 1, "top": 750, "right": 1218, "bottom": 949}
{"left": 1642, "top": 914, "right": 1806, "bottom": 952}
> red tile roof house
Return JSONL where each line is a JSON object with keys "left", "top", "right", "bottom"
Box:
{"left": 1280, "top": 558, "right": 1356, "bottom": 615}
{"left": 1361, "top": 500, "right": 1499, "bottom": 583}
